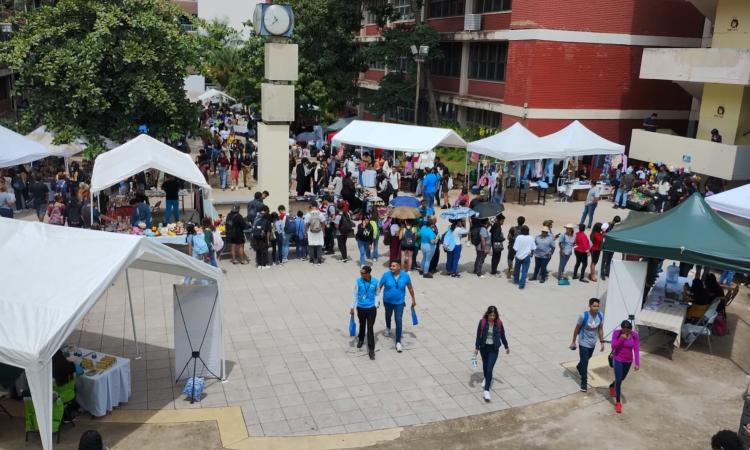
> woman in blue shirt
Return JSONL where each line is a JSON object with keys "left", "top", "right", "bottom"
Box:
{"left": 378, "top": 260, "right": 416, "bottom": 352}
{"left": 351, "top": 265, "right": 379, "bottom": 360}
{"left": 419, "top": 217, "right": 438, "bottom": 278}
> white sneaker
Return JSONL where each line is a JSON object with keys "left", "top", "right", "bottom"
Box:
{"left": 396, "top": 342, "right": 403, "bottom": 352}
{"left": 384, "top": 328, "right": 391, "bottom": 337}
{"left": 483, "top": 390, "right": 491, "bottom": 402}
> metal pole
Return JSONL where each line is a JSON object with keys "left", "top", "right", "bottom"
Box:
{"left": 414, "top": 60, "right": 421, "bottom": 125}
{"left": 125, "top": 269, "right": 142, "bottom": 359}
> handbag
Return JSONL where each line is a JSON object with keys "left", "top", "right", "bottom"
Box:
{"left": 348, "top": 316, "right": 356, "bottom": 337}
{"left": 411, "top": 306, "right": 419, "bottom": 326}
{"left": 607, "top": 351, "right": 614, "bottom": 368}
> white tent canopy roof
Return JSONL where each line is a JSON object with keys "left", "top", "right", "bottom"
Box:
{"left": 0, "top": 218, "right": 223, "bottom": 450}
{"left": 0, "top": 125, "right": 52, "bottom": 168}
{"left": 332, "top": 120, "right": 467, "bottom": 153}
{"left": 91, "top": 134, "right": 211, "bottom": 193}
{"left": 706, "top": 183, "right": 750, "bottom": 220}
{"left": 467, "top": 122, "right": 560, "bottom": 161}
{"left": 540, "top": 120, "right": 625, "bottom": 157}
{"left": 26, "top": 125, "right": 86, "bottom": 159}
{"left": 197, "top": 88, "right": 236, "bottom": 104}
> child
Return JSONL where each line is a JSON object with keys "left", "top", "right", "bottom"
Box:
{"left": 295, "top": 210, "right": 308, "bottom": 259}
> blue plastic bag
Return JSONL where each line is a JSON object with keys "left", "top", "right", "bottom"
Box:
{"left": 411, "top": 307, "right": 419, "bottom": 326}
{"left": 349, "top": 316, "right": 356, "bottom": 337}
{"left": 182, "top": 377, "right": 205, "bottom": 401}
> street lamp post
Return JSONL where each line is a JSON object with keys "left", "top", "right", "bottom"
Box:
{"left": 410, "top": 45, "right": 429, "bottom": 125}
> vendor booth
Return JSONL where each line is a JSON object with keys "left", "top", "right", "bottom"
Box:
{"left": 601, "top": 193, "right": 750, "bottom": 348}
{"left": 0, "top": 218, "right": 225, "bottom": 450}
{"left": 197, "top": 88, "right": 236, "bottom": 105}
{"left": 0, "top": 125, "right": 52, "bottom": 168}
{"left": 26, "top": 126, "right": 86, "bottom": 173}
{"left": 90, "top": 134, "right": 215, "bottom": 233}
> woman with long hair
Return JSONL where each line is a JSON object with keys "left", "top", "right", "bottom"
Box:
{"left": 588, "top": 222, "right": 604, "bottom": 282}
{"left": 230, "top": 152, "right": 240, "bottom": 191}
{"left": 609, "top": 320, "right": 639, "bottom": 413}
{"left": 474, "top": 305, "right": 509, "bottom": 402}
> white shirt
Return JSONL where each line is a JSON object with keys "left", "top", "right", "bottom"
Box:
{"left": 389, "top": 172, "right": 400, "bottom": 190}
{"left": 304, "top": 211, "right": 325, "bottom": 246}
{"left": 452, "top": 226, "right": 468, "bottom": 244}
{"left": 513, "top": 235, "right": 537, "bottom": 259}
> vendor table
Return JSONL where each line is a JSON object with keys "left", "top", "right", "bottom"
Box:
{"left": 639, "top": 275, "right": 689, "bottom": 347}
{"left": 70, "top": 348, "right": 131, "bottom": 417}
{"left": 149, "top": 234, "right": 190, "bottom": 245}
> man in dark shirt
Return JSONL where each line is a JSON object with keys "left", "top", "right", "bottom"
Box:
{"left": 642, "top": 113, "right": 658, "bottom": 132}
{"left": 162, "top": 174, "right": 181, "bottom": 223}
{"left": 28, "top": 175, "right": 49, "bottom": 222}
{"left": 710, "top": 128, "right": 722, "bottom": 143}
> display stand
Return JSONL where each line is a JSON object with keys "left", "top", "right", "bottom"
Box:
{"left": 600, "top": 260, "right": 648, "bottom": 340}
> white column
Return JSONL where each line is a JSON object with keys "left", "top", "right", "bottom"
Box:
{"left": 257, "top": 123, "right": 290, "bottom": 211}
{"left": 459, "top": 41, "right": 470, "bottom": 96}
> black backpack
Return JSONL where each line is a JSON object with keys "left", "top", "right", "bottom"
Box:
{"left": 252, "top": 217, "right": 267, "bottom": 240}
{"left": 401, "top": 227, "right": 416, "bottom": 250}
{"left": 356, "top": 222, "right": 373, "bottom": 243}
{"left": 339, "top": 213, "right": 354, "bottom": 235}
{"left": 470, "top": 227, "right": 482, "bottom": 246}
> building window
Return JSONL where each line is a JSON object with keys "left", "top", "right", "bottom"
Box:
{"left": 437, "top": 102, "right": 458, "bottom": 122}
{"left": 466, "top": 107, "right": 501, "bottom": 128}
{"left": 474, "top": 0, "right": 511, "bottom": 13}
{"left": 364, "top": 0, "right": 387, "bottom": 24}
{"left": 427, "top": 0, "right": 465, "bottom": 18}
{"left": 368, "top": 59, "right": 386, "bottom": 70}
{"left": 392, "top": 0, "right": 413, "bottom": 20}
{"left": 395, "top": 106, "right": 415, "bottom": 123}
{"left": 431, "top": 42, "right": 462, "bottom": 77}
{"left": 387, "top": 55, "right": 411, "bottom": 73}
{"left": 469, "top": 42, "right": 508, "bottom": 82}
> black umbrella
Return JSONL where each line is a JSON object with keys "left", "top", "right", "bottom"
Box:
{"left": 471, "top": 202, "right": 505, "bottom": 219}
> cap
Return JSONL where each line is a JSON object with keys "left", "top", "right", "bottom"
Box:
{"left": 564, "top": 223, "right": 575, "bottom": 229}
{"left": 602, "top": 223, "right": 610, "bottom": 231}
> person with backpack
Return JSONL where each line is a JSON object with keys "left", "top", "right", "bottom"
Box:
{"left": 252, "top": 206, "right": 272, "bottom": 268}
{"left": 246, "top": 191, "right": 264, "bottom": 226}
{"left": 419, "top": 216, "right": 438, "bottom": 278}
{"left": 505, "top": 216, "right": 525, "bottom": 279}
{"left": 388, "top": 218, "right": 401, "bottom": 262}
{"left": 46, "top": 193, "right": 66, "bottom": 225}
{"left": 351, "top": 265, "right": 379, "bottom": 360}
{"left": 202, "top": 217, "right": 222, "bottom": 268}
{"left": 278, "top": 205, "right": 293, "bottom": 264}
{"left": 489, "top": 214, "right": 505, "bottom": 276}
{"left": 226, "top": 203, "right": 248, "bottom": 265}
{"left": 334, "top": 204, "right": 353, "bottom": 262}
{"left": 304, "top": 201, "right": 326, "bottom": 265}
{"left": 472, "top": 219, "right": 490, "bottom": 278}
{"left": 355, "top": 217, "right": 374, "bottom": 267}
{"left": 323, "top": 198, "right": 337, "bottom": 255}
{"left": 569, "top": 298, "right": 605, "bottom": 392}
{"left": 378, "top": 260, "right": 416, "bottom": 353}
{"left": 184, "top": 223, "right": 211, "bottom": 285}
{"left": 608, "top": 320, "right": 640, "bottom": 413}
{"left": 474, "top": 305, "right": 509, "bottom": 402}
{"left": 399, "top": 220, "right": 419, "bottom": 272}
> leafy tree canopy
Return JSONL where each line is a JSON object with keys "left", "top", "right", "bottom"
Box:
{"left": 0, "top": 0, "right": 201, "bottom": 157}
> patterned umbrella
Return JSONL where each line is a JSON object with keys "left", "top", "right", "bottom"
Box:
{"left": 389, "top": 206, "right": 421, "bottom": 220}
{"left": 440, "top": 207, "right": 478, "bottom": 221}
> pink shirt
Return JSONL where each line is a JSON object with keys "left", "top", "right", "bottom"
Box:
{"left": 611, "top": 329, "right": 640, "bottom": 367}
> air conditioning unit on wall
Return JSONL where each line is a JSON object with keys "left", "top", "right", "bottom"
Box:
{"left": 464, "top": 14, "right": 481, "bottom": 31}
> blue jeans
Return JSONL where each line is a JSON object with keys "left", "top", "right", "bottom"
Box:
{"left": 720, "top": 270, "right": 735, "bottom": 285}
{"left": 446, "top": 245, "right": 462, "bottom": 274}
{"left": 576, "top": 345, "right": 595, "bottom": 389}
{"left": 424, "top": 191, "right": 435, "bottom": 209}
{"left": 209, "top": 250, "right": 218, "bottom": 267}
{"left": 479, "top": 344, "right": 499, "bottom": 391}
{"left": 296, "top": 238, "right": 308, "bottom": 258}
{"left": 531, "top": 256, "right": 550, "bottom": 281}
{"left": 580, "top": 203, "right": 597, "bottom": 228}
{"left": 165, "top": 199, "right": 179, "bottom": 224}
{"left": 610, "top": 360, "right": 632, "bottom": 402}
{"left": 558, "top": 253, "right": 571, "bottom": 278}
{"left": 513, "top": 255, "right": 531, "bottom": 288}
{"left": 282, "top": 233, "right": 292, "bottom": 261}
{"left": 219, "top": 168, "right": 228, "bottom": 189}
{"left": 384, "top": 302, "right": 405, "bottom": 343}
{"left": 421, "top": 243, "right": 435, "bottom": 274}
{"left": 357, "top": 239, "right": 371, "bottom": 266}
{"left": 372, "top": 235, "right": 380, "bottom": 260}
{"left": 614, "top": 188, "right": 627, "bottom": 207}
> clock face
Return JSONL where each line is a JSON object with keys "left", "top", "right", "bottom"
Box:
{"left": 263, "top": 5, "right": 291, "bottom": 36}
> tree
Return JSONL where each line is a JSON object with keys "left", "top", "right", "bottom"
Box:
{"left": 0, "top": 0, "right": 201, "bottom": 156}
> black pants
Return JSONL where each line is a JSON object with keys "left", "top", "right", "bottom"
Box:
{"left": 270, "top": 239, "right": 278, "bottom": 263}
{"left": 474, "top": 250, "right": 487, "bottom": 275}
{"left": 254, "top": 238, "right": 268, "bottom": 267}
{"left": 324, "top": 227, "right": 335, "bottom": 253}
{"left": 491, "top": 248, "right": 503, "bottom": 274}
{"left": 357, "top": 306, "right": 377, "bottom": 351}
{"left": 507, "top": 247, "right": 516, "bottom": 272}
{"left": 337, "top": 235, "right": 348, "bottom": 260}
{"left": 310, "top": 245, "right": 323, "bottom": 263}
{"left": 601, "top": 251, "right": 614, "bottom": 278}
{"left": 573, "top": 251, "right": 588, "bottom": 280}
{"left": 429, "top": 245, "right": 440, "bottom": 273}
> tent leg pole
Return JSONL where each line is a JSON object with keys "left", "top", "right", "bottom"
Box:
{"left": 90, "top": 192, "right": 94, "bottom": 226}
{"left": 125, "top": 269, "right": 142, "bottom": 360}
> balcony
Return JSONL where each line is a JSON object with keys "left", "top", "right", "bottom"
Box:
{"left": 640, "top": 48, "right": 750, "bottom": 87}
{"left": 629, "top": 129, "right": 750, "bottom": 180}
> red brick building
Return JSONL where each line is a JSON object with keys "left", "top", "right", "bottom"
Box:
{"left": 357, "top": 0, "right": 707, "bottom": 148}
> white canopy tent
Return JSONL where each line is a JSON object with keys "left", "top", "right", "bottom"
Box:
{"left": 197, "top": 88, "right": 236, "bottom": 105}
{"left": 0, "top": 125, "right": 52, "bottom": 168}
{"left": 467, "top": 122, "right": 560, "bottom": 161}
{"left": 26, "top": 126, "right": 87, "bottom": 172}
{"left": 0, "top": 218, "right": 224, "bottom": 450}
{"left": 540, "top": 120, "right": 625, "bottom": 157}
{"left": 332, "top": 120, "right": 467, "bottom": 153}
{"left": 706, "top": 183, "right": 750, "bottom": 221}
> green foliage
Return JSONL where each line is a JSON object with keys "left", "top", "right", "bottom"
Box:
{"left": 0, "top": 0, "right": 201, "bottom": 158}
{"left": 439, "top": 121, "right": 500, "bottom": 142}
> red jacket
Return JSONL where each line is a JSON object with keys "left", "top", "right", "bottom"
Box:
{"left": 574, "top": 231, "right": 591, "bottom": 253}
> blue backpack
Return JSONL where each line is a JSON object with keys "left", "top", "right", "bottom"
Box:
{"left": 189, "top": 233, "right": 209, "bottom": 256}
{"left": 579, "top": 311, "right": 603, "bottom": 339}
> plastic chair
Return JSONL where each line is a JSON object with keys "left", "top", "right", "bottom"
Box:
{"left": 24, "top": 393, "right": 64, "bottom": 443}
{"left": 682, "top": 299, "right": 721, "bottom": 353}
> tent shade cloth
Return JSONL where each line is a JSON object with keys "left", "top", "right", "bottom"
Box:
{"left": 705, "top": 183, "right": 750, "bottom": 220}
{"left": 91, "top": 134, "right": 211, "bottom": 194}
{"left": 26, "top": 126, "right": 86, "bottom": 159}
{"left": 326, "top": 116, "right": 358, "bottom": 132}
{"left": 539, "top": 120, "right": 625, "bottom": 157}
{"left": 332, "top": 120, "right": 467, "bottom": 153}
{"left": 0, "top": 218, "right": 224, "bottom": 450}
{"left": 466, "top": 122, "right": 560, "bottom": 161}
{"left": 197, "top": 88, "right": 236, "bottom": 104}
{"left": 0, "top": 125, "right": 52, "bottom": 168}
{"left": 602, "top": 193, "right": 750, "bottom": 272}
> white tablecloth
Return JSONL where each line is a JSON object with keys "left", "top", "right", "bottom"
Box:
{"left": 73, "top": 349, "right": 131, "bottom": 417}
{"left": 639, "top": 275, "right": 689, "bottom": 347}
{"left": 149, "top": 234, "right": 189, "bottom": 245}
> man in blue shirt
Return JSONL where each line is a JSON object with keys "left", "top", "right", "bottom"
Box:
{"left": 378, "top": 260, "right": 417, "bottom": 352}
{"left": 422, "top": 169, "right": 439, "bottom": 210}
{"left": 351, "top": 265, "right": 379, "bottom": 359}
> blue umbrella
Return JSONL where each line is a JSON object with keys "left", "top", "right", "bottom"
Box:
{"left": 440, "top": 207, "right": 478, "bottom": 221}
{"left": 390, "top": 196, "right": 421, "bottom": 208}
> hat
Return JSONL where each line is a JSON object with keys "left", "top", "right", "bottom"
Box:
{"left": 602, "top": 223, "right": 610, "bottom": 231}
{"left": 231, "top": 203, "right": 240, "bottom": 212}
{"left": 541, "top": 226, "right": 551, "bottom": 233}
{"left": 564, "top": 223, "right": 575, "bottom": 229}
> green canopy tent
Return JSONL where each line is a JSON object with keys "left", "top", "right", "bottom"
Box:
{"left": 602, "top": 193, "right": 750, "bottom": 273}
